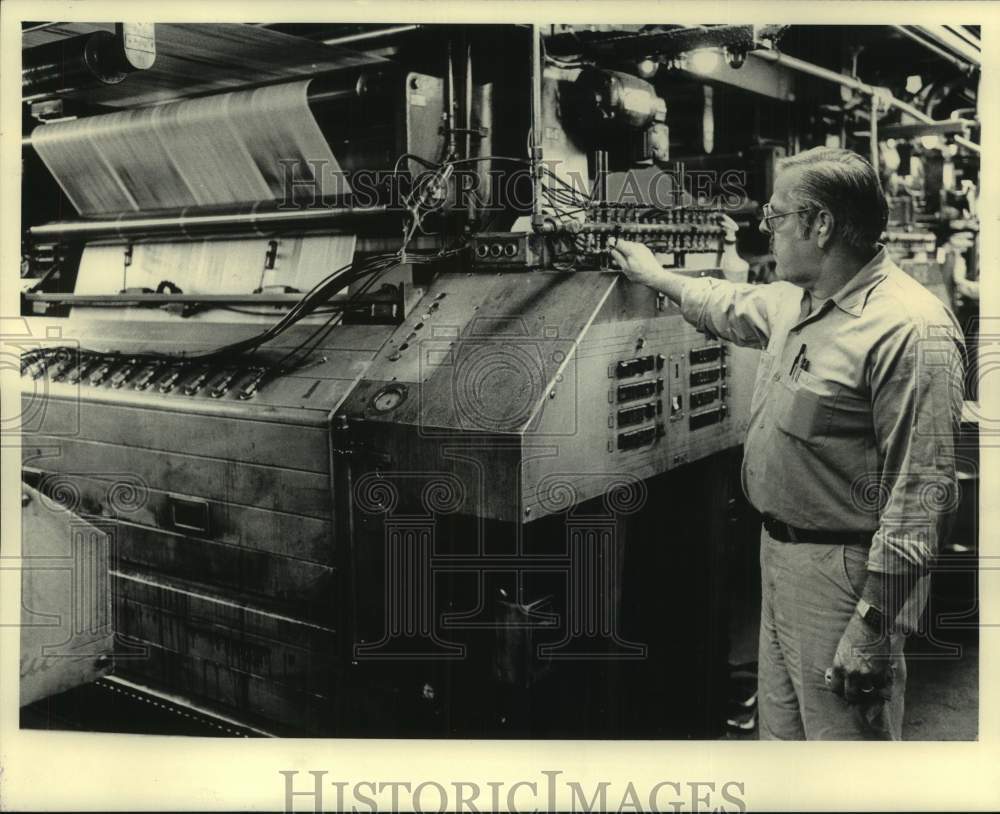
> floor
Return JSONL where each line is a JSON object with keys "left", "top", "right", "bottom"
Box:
{"left": 903, "top": 633, "right": 978, "bottom": 740}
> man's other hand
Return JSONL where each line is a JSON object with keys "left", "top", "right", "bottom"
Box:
{"left": 608, "top": 239, "right": 667, "bottom": 288}
{"left": 826, "top": 612, "right": 894, "bottom": 704}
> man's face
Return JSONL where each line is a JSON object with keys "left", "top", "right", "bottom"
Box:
{"left": 759, "top": 169, "right": 819, "bottom": 287}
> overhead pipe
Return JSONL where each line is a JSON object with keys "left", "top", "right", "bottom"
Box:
{"left": 22, "top": 22, "right": 64, "bottom": 34}
{"left": 27, "top": 204, "right": 390, "bottom": 241}
{"left": 914, "top": 25, "right": 980, "bottom": 66}
{"left": 943, "top": 25, "right": 981, "bottom": 52}
{"left": 893, "top": 25, "right": 976, "bottom": 75}
{"left": 749, "top": 49, "right": 980, "bottom": 154}
{"left": 321, "top": 25, "right": 419, "bottom": 47}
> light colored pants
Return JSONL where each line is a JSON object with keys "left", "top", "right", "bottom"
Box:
{"left": 758, "top": 528, "right": 907, "bottom": 740}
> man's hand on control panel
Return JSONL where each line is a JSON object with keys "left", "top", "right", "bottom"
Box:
{"left": 608, "top": 239, "right": 664, "bottom": 285}
{"left": 609, "top": 239, "right": 687, "bottom": 303}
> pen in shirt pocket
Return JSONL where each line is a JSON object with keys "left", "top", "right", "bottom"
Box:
{"left": 789, "top": 343, "right": 807, "bottom": 380}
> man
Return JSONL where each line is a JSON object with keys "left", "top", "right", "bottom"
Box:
{"left": 610, "top": 147, "right": 964, "bottom": 740}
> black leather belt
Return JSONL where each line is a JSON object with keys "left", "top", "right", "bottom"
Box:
{"left": 763, "top": 516, "right": 872, "bottom": 546}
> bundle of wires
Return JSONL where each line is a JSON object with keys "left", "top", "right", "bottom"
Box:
{"left": 19, "top": 251, "right": 405, "bottom": 373}
{"left": 271, "top": 245, "right": 465, "bottom": 373}
{"left": 539, "top": 167, "right": 601, "bottom": 269}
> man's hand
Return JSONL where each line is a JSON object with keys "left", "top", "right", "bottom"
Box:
{"left": 608, "top": 239, "right": 668, "bottom": 288}
{"left": 826, "top": 611, "right": 893, "bottom": 704}
{"left": 608, "top": 239, "right": 689, "bottom": 303}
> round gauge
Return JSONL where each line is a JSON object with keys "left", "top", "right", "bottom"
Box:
{"left": 370, "top": 384, "right": 407, "bottom": 413}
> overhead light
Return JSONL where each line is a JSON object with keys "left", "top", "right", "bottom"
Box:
{"left": 687, "top": 48, "right": 721, "bottom": 75}
{"left": 637, "top": 58, "right": 659, "bottom": 78}
{"left": 906, "top": 74, "right": 922, "bottom": 94}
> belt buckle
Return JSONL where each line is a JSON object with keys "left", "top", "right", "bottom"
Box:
{"left": 785, "top": 524, "right": 799, "bottom": 543}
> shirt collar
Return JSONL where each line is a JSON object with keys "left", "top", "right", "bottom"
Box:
{"left": 828, "top": 246, "right": 892, "bottom": 317}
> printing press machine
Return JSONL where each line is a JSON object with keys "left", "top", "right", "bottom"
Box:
{"left": 16, "top": 22, "right": 769, "bottom": 737}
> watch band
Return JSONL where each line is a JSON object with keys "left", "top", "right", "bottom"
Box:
{"left": 856, "top": 597, "right": 886, "bottom": 633}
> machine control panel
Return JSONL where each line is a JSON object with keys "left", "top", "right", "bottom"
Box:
{"left": 606, "top": 339, "right": 729, "bottom": 455}
{"left": 617, "top": 401, "right": 661, "bottom": 428}
{"left": 686, "top": 343, "right": 729, "bottom": 431}
{"left": 616, "top": 379, "right": 664, "bottom": 403}
{"left": 689, "top": 403, "right": 728, "bottom": 430}
{"left": 607, "top": 351, "right": 667, "bottom": 453}
{"left": 552, "top": 204, "right": 728, "bottom": 261}
{"left": 617, "top": 424, "right": 664, "bottom": 451}
{"left": 471, "top": 207, "right": 728, "bottom": 272}
{"left": 611, "top": 353, "right": 665, "bottom": 379}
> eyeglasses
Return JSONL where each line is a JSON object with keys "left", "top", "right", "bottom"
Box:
{"left": 760, "top": 202, "right": 813, "bottom": 232}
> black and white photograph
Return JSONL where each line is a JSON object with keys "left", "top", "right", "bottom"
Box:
{"left": 1, "top": 7, "right": 993, "bottom": 811}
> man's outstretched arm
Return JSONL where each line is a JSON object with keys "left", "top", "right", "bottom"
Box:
{"left": 610, "top": 239, "right": 782, "bottom": 349}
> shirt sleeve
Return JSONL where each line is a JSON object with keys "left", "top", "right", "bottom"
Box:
{"left": 867, "top": 321, "right": 966, "bottom": 575}
{"left": 679, "top": 277, "right": 786, "bottom": 349}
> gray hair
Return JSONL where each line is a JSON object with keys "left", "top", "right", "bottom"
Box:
{"left": 777, "top": 147, "right": 888, "bottom": 254}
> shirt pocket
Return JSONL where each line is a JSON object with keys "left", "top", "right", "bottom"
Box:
{"left": 773, "top": 368, "right": 869, "bottom": 449}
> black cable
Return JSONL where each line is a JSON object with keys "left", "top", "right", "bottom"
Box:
{"left": 277, "top": 245, "right": 464, "bottom": 371}
{"left": 30, "top": 255, "right": 392, "bottom": 370}
{"left": 218, "top": 305, "right": 343, "bottom": 317}
{"left": 275, "top": 258, "right": 401, "bottom": 369}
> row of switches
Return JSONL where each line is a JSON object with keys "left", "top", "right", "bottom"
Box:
{"left": 22, "top": 349, "right": 270, "bottom": 400}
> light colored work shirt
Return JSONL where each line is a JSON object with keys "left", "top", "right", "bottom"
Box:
{"left": 680, "top": 247, "right": 964, "bottom": 576}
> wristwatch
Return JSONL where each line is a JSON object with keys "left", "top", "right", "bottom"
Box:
{"left": 856, "top": 598, "right": 886, "bottom": 633}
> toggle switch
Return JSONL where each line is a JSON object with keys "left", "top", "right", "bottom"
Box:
{"left": 209, "top": 368, "right": 238, "bottom": 399}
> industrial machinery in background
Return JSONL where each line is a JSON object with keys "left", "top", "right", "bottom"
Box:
{"left": 16, "top": 21, "right": 980, "bottom": 737}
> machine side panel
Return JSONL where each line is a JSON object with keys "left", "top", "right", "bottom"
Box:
{"left": 20, "top": 469, "right": 334, "bottom": 565}
{"left": 17, "top": 318, "right": 397, "bottom": 730}
{"left": 20, "top": 484, "right": 114, "bottom": 706}
{"left": 24, "top": 396, "right": 331, "bottom": 472}
{"left": 115, "top": 573, "right": 339, "bottom": 695}
{"left": 23, "top": 435, "right": 332, "bottom": 520}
